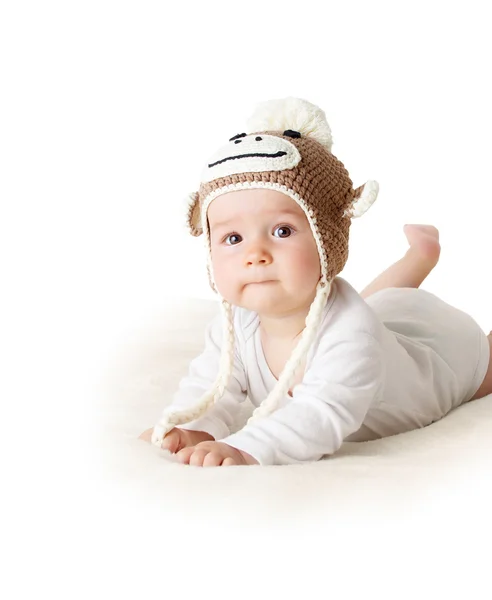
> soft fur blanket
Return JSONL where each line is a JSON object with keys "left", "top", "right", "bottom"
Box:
{"left": 99, "top": 296, "right": 492, "bottom": 549}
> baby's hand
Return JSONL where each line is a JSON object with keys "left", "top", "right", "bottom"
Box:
{"left": 176, "top": 440, "right": 259, "bottom": 467}
{"left": 138, "top": 427, "right": 214, "bottom": 453}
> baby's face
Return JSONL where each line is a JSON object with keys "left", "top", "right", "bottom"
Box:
{"left": 207, "top": 189, "right": 321, "bottom": 315}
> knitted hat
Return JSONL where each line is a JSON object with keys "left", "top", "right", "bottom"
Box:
{"left": 152, "top": 97, "right": 379, "bottom": 447}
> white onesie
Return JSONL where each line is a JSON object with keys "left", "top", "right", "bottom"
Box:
{"left": 167, "top": 277, "right": 489, "bottom": 466}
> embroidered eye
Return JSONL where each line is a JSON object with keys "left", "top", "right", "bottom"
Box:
{"left": 273, "top": 226, "right": 293, "bottom": 238}
{"left": 229, "top": 133, "right": 247, "bottom": 142}
{"left": 283, "top": 130, "right": 301, "bottom": 138}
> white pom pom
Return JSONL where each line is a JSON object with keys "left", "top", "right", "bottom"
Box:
{"left": 247, "top": 97, "right": 333, "bottom": 152}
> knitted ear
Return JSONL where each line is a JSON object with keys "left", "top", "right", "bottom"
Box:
{"left": 345, "top": 180, "right": 379, "bottom": 218}
{"left": 185, "top": 191, "right": 202, "bottom": 236}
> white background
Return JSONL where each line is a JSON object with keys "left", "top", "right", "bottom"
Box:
{"left": 1, "top": 1, "right": 491, "bottom": 597}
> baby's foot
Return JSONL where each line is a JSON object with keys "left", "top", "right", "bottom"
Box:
{"left": 403, "top": 224, "right": 441, "bottom": 266}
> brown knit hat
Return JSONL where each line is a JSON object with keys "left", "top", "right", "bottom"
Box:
{"left": 152, "top": 97, "right": 378, "bottom": 447}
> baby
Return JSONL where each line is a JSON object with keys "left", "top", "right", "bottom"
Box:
{"left": 139, "top": 98, "right": 491, "bottom": 467}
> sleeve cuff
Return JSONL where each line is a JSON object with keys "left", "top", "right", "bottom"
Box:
{"left": 219, "top": 429, "right": 275, "bottom": 466}
{"left": 177, "top": 415, "right": 230, "bottom": 441}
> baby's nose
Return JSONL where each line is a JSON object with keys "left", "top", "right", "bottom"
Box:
{"left": 245, "top": 246, "right": 272, "bottom": 266}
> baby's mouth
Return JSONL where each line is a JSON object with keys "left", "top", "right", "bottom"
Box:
{"left": 208, "top": 151, "right": 287, "bottom": 168}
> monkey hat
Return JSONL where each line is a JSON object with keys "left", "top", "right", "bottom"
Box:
{"left": 151, "top": 97, "right": 379, "bottom": 447}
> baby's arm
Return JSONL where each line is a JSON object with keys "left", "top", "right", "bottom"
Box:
{"left": 150, "top": 311, "right": 248, "bottom": 443}
{"left": 218, "top": 334, "right": 384, "bottom": 466}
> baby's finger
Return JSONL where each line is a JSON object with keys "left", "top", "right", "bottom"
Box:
{"left": 176, "top": 446, "right": 195, "bottom": 464}
{"left": 222, "top": 457, "right": 236, "bottom": 467}
{"left": 138, "top": 428, "right": 153, "bottom": 442}
{"left": 202, "top": 451, "right": 224, "bottom": 467}
{"left": 161, "top": 431, "right": 179, "bottom": 453}
{"left": 189, "top": 449, "right": 209, "bottom": 467}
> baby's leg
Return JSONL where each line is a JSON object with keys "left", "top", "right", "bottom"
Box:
{"left": 360, "top": 225, "right": 441, "bottom": 299}
{"left": 469, "top": 333, "right": 492, "bottom": 401}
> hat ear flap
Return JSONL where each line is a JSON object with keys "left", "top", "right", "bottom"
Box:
{"left": 345, "top": 180, "right": 379, "bottom": 218}
{"left": 185, "top": 191, "right": 203, "bottom": 236}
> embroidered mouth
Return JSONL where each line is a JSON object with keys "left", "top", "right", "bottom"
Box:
{"left": 208, "top": 151, "right": 287, "bottom": 168}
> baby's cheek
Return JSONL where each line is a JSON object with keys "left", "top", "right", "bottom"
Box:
{"left": 212, "top": 260, "right": 238, "bottom": 296}
{"left": 293, "top": 251, "right": 320, "bottom": 276}
{"left": 212, "top": 258, "right": 229, "bottom": 283}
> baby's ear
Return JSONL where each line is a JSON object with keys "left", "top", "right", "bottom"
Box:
{"left": 345, "top": 180, "right": 379, "bottom": 218}
{"left": 185, "top": 191, "right": 203, "bottom": 236}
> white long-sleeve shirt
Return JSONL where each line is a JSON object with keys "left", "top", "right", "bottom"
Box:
{"left": 168, "top": 277, "right": 489, "bottom": 466}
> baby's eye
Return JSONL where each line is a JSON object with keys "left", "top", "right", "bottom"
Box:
{"left": 222, "top": 226, "right": 294, "bottom": 245}
{"left": 224, "top": 232, "right": 242, "bottom": 245}
{"left": 273, "top": 225, "right": 293, "bottom": 238}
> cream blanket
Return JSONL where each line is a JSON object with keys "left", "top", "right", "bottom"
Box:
{"left": 100, "top": 296, "right": 492, "bottom": 561}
